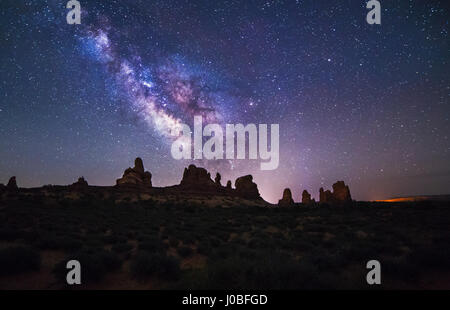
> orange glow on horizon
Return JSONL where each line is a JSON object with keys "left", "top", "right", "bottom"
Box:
{"left": 374, "top": 196, "right": 430, "bottom": 203}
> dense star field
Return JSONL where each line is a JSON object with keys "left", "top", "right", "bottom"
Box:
{"left": 0, "top": 0, "right": 449, "bottom": 202}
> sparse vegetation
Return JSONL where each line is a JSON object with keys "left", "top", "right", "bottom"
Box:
{"left": 131, "top": 252, "right": 181, "bottom": 281}
{"left": 0, "top": 194, "right": 450, "bottom": 289}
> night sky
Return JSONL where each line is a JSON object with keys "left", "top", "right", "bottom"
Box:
{"left": 0, "top": 0, "right": 449, "bottom": 203}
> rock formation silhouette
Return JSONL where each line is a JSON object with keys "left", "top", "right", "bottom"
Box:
{"left": 116, "top": 157, "right": 152, "bottom": 188}
{"left": 0, "top": 156, "right": 352, "bottom": 208}
{"left": 278, "top": 188, "right": 295, "bottom": 207}
{"left": 332, "top": 181, "right": 352, "bottom": 202}
{"left": 214, "top": 172, "right": 222, "bottom": 186}
{"left": 319, "top": 181, "right": 352, "bottom": 204}
{"left": 226, "top": 180, "right": 232, "bottom": 190}
{"left": 319, "top": 187, "right": 333, "bottom": 204}
{"left": 235, "top": 175, "right": 260, "bottom": 199}
{"left": 70, "top": 177, "right": 89, "bottom": 191}
{"left": 302, "top": 190, "right": 312, "bottom": 204}
{"left": 7, "top": 176, "right": 18, "bottom": 191}
{"left": 180, "top": 164, "right": 216, "bottom": 190}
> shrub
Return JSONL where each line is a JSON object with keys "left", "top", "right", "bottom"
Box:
{"left": 130, "top": 252, "right": 180, "bottom": 281}
{"left": 111, "top": 243, "right": 133, "bottom": 253}
{"left": 209, "top": 236, "right": 222, "bottom": 248}
{"left": 181, "top": 234, "right": 196, "bottom": 245}
{"left": 0, "top": 228, "right": 22, "bottom": 241}
{"left": 168, "top": 237, "right": 179, "bottom": 247}
{"left": 382, "top": 256, "right": 419, "bottom": 282}
{"left": 197, "top": 242, "right": 211, "bottom": 255}
{"left": 409, "top": 246, "right": 450, "bottom": 271}
{"left": 138, "top": 238, "right": 166, "bottom": 252}
{"left": 37, "top": 235, "right": 82, "bottom": 251}
{"left": 247, "top": 237, "right": 268, "bottom": 249}
{"left": 202, "top": 252, "right": 318, "bottom": 289}
{"left": 102, "top": 234, "right": 118, "bottom": 244}
{"left": 177, "top": 246, "right": 193, "bottom": 258}
{"left": 0, "top": 246, "right": 41, "bottom": 276}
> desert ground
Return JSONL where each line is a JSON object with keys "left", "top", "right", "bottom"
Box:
{"left": 1, "top": 190, "right": 449, "bottom": 290}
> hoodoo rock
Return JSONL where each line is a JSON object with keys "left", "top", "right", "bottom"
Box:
{"left": 70, "top": 177, "right": 89, "bottom": 191}
{"left": 319, "top": 187, "right": 333, "bottom": 204}
{"left": 302, "top": 190, "right": 312, "bottom": 204}
{"left": 235, "top": 175, "right": 260, "bottom": 199}
{"left": 332, "top": 181, "right": 352, "bottom": 203}
{"left": 116, "top": 158, "right": 152, "bottom": 188}
{"left": 278, "top": 188, "right": 295, "bottom": 207}
{"left": 215, "top": 173, "right": 222, "bottom": 186}
{"left": 226, "top": 180, "right": 232, "bottom": 190}
{"left": 319, "top": 181, "right": 352, "bottom": 204}
{"left": 7, "top": 176, "right": 18, "bottom": 191}
{"left": 180, "top": 165, "right": 216, "bottom": 190}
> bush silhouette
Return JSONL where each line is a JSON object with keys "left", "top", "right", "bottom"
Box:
{"left": 0, "top": 246, "right": 41, "bottom": 276}
{"left": 130, "top": 252, "right": 180, "bottom": 281}
{"left": 177, "top": 246, "right": 193, "bottom": 258}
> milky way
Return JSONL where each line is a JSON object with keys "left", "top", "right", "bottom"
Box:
{"left": 77, "top": 19, "right": 247, "bottom": 174}
{"left": 81, "top": 23, "right": 224, "bottom": 140}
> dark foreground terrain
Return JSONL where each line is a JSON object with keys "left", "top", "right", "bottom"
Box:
{"left": 0, "top": 195, "right": 449, "bottom": 289}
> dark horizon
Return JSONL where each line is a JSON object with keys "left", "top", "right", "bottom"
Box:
{"left": 2, "top": 160, "right": 450, "bottom": 203}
